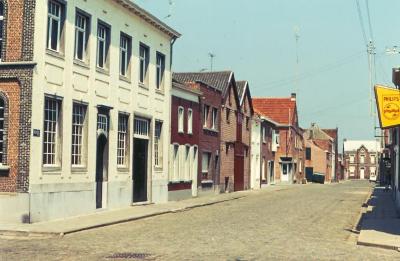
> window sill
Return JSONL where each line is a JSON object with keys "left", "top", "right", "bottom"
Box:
{"left": 96, "top": 67, "right": 110, "bottom": 76}
{"left": 138, "top": 82, "right": 149, "bottom": 90}
{"left": 119, "top": 75, "right": 131, "bottom": 84}
{"left": 71, "top": 166, "right": 88, "bottom": 173}
{"left": 155, "top": 89, "right": 165, "bottom": 96}
{"left": 42, "top": 166, "right": 62, "bottom": 174}
{"left": 154, "top": 166, "right": 163, "bottom": 171}
{"left": 203, "top": 127, "right": 219, "bottom": 133}
{"left": 46, "top": 49, "right": 65, "bottom": 60}
{"left": 73, "top": 59, "right": 90, "bottom": 69}
{"left": 117, "top": 167, "right": 129, "bottom": 173}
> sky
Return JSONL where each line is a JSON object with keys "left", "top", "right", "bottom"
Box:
{"left": 136, "top": 0, "right": 400, "bottom": 143}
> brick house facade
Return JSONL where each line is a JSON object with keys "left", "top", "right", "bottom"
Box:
{"left": 0, "top": 0, "right": 36, "bottom": 223}
{"left": 168, "top": 79, "right": 201, "bottom": 200}
{"left": 253, "top": 94, "right": 305, "bottom": 184}
{"left": 343, "top": 140, "right": 380, "bottom": 180}
{"left": 174, "top": 71, "right": 249, "bottom": 192}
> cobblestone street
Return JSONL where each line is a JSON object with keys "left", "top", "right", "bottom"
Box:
{"left": 1, "top": 181, "right": 400, "bottom": 260}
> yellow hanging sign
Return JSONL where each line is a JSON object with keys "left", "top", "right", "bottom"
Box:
{"left": 375, "top": 84, "right": 400, "bottom": 129}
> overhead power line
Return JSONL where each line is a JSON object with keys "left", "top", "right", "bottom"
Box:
{"left": 365, "top": 0, "right": 374, "bottom": 41}
{"left": 355, "top": 0, "right": 368, "bottom": 45}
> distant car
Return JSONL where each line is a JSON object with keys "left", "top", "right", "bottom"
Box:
{"left": 369, "top": 173, "right": 377, "bottom": 182}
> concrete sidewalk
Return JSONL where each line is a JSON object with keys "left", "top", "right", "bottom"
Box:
{"left": 357, "top": 186, "right": 400, "bottom": 250}
{"left": 0, "top": 185, "right": 289, "bottom": 238}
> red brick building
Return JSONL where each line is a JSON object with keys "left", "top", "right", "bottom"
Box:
{"left": 174, "top": 71, "right": 249, "bottom": 192}
{"left": 253, "top": 94, "right": 305, "bottom": 184}
{"left": 236, "top": 81, "right": 254, "bottom": 190}
{"left": 0, "top": 0, "right": 36, "bottom": 222}
{"left": 168, "top": 79, "right": 201, "bottom": 200}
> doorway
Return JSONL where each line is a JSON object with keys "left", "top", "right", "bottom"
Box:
{"left": 96, "top": 134, "right": 108, "bottom": 209}
{"left": 360, "top": 167, "right": 365, "bottom": 179}
{"left": 269, "top": 161, "right": 275, "bottom": 184}
{"left": 133, "top": 138, "right": 148, "bottom": 203}
{"left": 281, "top": 162, "right": 291, "bottom": 182}
{"left": 234, "top": 154, "right": 244, "bottom": 191}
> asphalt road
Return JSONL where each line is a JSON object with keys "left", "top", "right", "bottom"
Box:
{"left": 1, "top": 180, "right": 399, "bottom": 260}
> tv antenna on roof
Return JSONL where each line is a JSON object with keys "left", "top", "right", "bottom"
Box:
{"left": 208, "top": 52, "right": 216, "bottom": 72}
{"left": 164, "top": 0, "right": 174, "bottom": 19}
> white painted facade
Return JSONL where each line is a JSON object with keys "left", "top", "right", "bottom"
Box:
{"left": 26, "top": 0, "right": 179, "bottom": 222}
{"left": 250, "top": 116, "right": 261, "bottom": 189}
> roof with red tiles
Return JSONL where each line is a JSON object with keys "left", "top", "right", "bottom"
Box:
{"left": 252, "top": 97, "right": 297, "bottom": 125}
{"left": 322, "top": 129, "right": 338, "bottom": 140}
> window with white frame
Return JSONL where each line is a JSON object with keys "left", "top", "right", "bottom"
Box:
{"left": 134, "top": 118, "right": 149, "bottom": 138}
{"left": 350, "top": 154, "right": 355, "bottom": 163}
{"left": 203, "top": 105, "right": 209, "bottom": 128}
{"left": 97, "top": 22, "right": 110, "bottom": 69}
{"left": 211, "top": 108, "right": 218, "bottom": 130}
{"left": 371, "top": 154, "right": 376, "bottom": 164}
{"left": 188, "top": 108, "right": 193, "bottom": 134}
{"left": 360, "top": 154, "right": 365, "bottom": 164}
{"left": 43, "top": 97, "right": 61, "bottom": 166}
{"left": 184, "top": 146, "right": 190, "bottom": 181}
{"left": 117, "top": 114, "right": 129, "bottom": 167}
{"left": 172, "top": 144, "right": 179, "bottom": 181}
{"left": 262, "top": 126, "right": 266, "bottom": 143}
{"left": 97, "top": 114, "right": 108, "bottom": 132}
{"left": 0, "top": 2, "right": 4, "bottom": 61}
{"left": 47, "top": 0, "right": 64, "bottom": 52}
{"left": 156, "top": 52, "right": 165, "bottom": 89}
{"left": 202, "top": 152, "right": 211, "bottom": 177}
{"left": 178, "top": 106, "right": 184, "bottom": 133}
{"left": 154, "top": 121, "right": 163, "bottom": 168}
{"left": 120, "top": 33, "right": 131, "bottom": 77}
{"left": 0, "top": 96, "right": 5, "bottom": 164}
{"left": 139, "top": 44, "right": 149, "bottom": 84}
{"left": 74, "top": 12, "right": 89, "bottom": 61}
{"left": 71, "top": 103, "right": 87, "bottom": 167}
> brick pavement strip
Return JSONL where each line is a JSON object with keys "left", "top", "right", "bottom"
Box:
{"left": 1, "top": 181, "right": 400, "bottom": 260}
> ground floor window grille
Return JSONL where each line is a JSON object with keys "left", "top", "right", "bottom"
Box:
{"left": 43, "top": 97, "right": 61, "bottom": 166}
{"left": 117, "top": 114, "right": 129, "bottom": 167}
{"left": 71, "top": 103, "right": 87, "bottom": 166}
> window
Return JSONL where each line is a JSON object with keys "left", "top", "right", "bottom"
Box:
{"left": 262, "top": 126, "right": 267, "bottom": 143}
{"left": 134, "top": 118, "right": 149, "bottom": 138}
{"left": 154, "top": 121, "right": 163, "bottom": 168}
{"left": 43, "top": 97, "right": 61, "bottom": 166}
{"left": 97, "top": 114, "right": 108, "bottom": 132}
{"left": 212, "top": 108, "right": 218, "bottom": 130}
{"left": 178, "top": 107, "right": 184, "bottom": 133}
{"left": 47, "top": 0, "right": 64, "bottom": 52}
{"left": 360, "top": 154, "right": 365, "bottom": 164}
{"left": 0, "top": 2, "right": 4, "bottom": 61}
{"left": 202, "top": 152, "right": 211, "bottom": 177}
{"left": 306, "top": 147, "right": 311, "bottom": 160}
{"left": 203, "top": 105, "right": 209, "bottom": 128}
{"left": 188, "top": 109, "right": 193, "bottom": 134}
{"left": 226, "top": 108, "right": 230, "bottom": 123}
{"left": 71, "top": 103, "right": 87, "bottom": 167}
{"left": 139, "top": 44, "right": 149, "bottom": 84}
{"left": 74, "top": 12, "right": 89, "bottom": 61}
{"left": 97, "top": 22, "right": 110, "bottom": 69}
{"left": 371, "top": 154, "right": 376, "bottom": 164}
{"left": 350, "top": 155, "right": 355, "bottom": 163}
{"left": 0, "top": 96, "right": 5, "bottom": 163}
{"left": 156, "top": 52, "right": 165, "bottom": 89}
{"left": 184, "top": 146, "right": 190, "bottom": 181}
{"left": 246, "top": 117, "right": 250, "bottom": 130}
{"left": 172, "top": 144, "right": 179, "bottom": 181}
{"left": 120, "top": 34, "right": 131, "bottom": 77}
{"left": 117, "top": 114, "right": 129, "bottom": 167}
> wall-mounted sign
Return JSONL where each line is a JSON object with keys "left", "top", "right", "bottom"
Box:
{"left": 375, "top": 84, "right": 400, "bottom": 129}
{"left": 33, "top": 129, "right": 40, "bottom": 137}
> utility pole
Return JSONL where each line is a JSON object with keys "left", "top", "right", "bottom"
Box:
{"left": 294, "top": 26, "right": 300, "bottom": 96}
{"left": 208, "top": 52, "right": 216, "bottom": 72}
{"left": 367, "top": 40, "right": 376, "bottom": 117}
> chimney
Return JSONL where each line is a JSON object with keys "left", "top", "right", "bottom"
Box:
{"left": 290, "top": 93, "right": 296, "bottom": 101}
{"left": 393, "top": 68, "right": 400, "bottom": 88}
